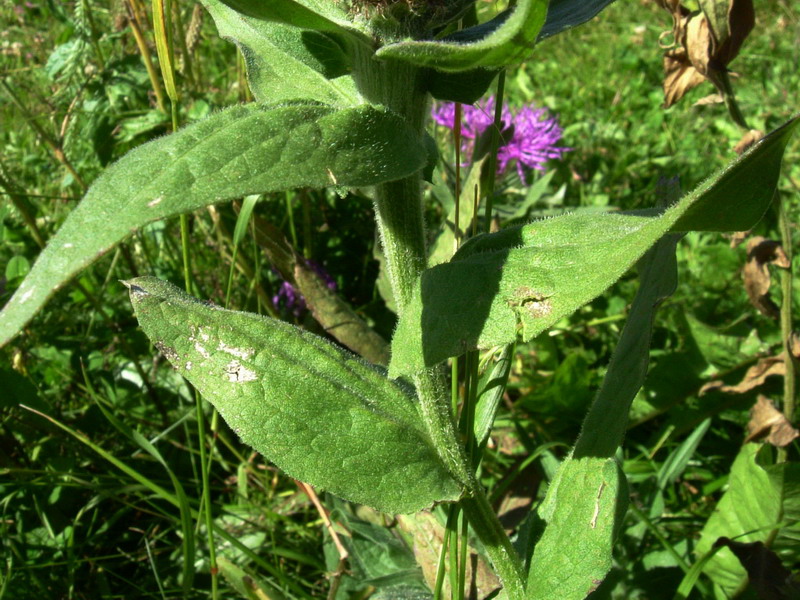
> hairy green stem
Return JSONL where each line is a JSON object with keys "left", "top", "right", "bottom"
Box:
{"left": 461, "top": 487, "right": 526, "bottom": 597}
{"left": 353, "top": 50, "right": 524, "bottom": 598}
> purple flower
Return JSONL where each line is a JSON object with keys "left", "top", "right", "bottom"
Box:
{"left": 272, "top": 260, "right": 336, "bottom": 317}
{"left": 432, "top": 96, "right": 569, "bottom": 183}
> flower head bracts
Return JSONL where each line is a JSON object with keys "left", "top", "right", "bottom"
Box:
{"left": 432, "top": 96, "right": 569, "bottom": 182}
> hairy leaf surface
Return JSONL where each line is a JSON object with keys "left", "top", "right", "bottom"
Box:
{"left": 376, "top": 0, "right": 548, "bottom": 71}
{"left": 0, "top": 103, "right": 428, "bottom": 347}
{"left": 389, "top": 115, "right": 798, "bottom": 376}
{"left": 526, "top": 234, "right": 678, "bottom": 597}
{"left": 204, "top": 0, "right": 359, "bottom": 105}
{"left": 126, "top": 277, "right": 463, "bottom": 514}
{"left": 527, "top": 457, "right": 627, "bottom": 600}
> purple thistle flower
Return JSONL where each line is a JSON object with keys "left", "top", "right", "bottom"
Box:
{"left": 272, "top": 260, "right": 336, "bottom": 317}
{"left": 432, "top": 96, "right": 569, "bottom": 183}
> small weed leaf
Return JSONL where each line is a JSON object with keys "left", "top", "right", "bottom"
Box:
{"left": 389, "top": 114, "right": 799, "bottom": 377}
{"left": 0, "top": 102, "right": 428, "bottom": 348}
{"left": 125, "top": 277, "right": 464, "bottom": 514}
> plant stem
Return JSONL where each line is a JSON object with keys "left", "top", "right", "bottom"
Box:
{"left": 461, "top": 486, "right": 526, "bottom": 598}
{"left": 353, "top": 51, "right": 524, "bottom": 598}
{"left": 776, "top": 195, "right": 796, "bottom": 461}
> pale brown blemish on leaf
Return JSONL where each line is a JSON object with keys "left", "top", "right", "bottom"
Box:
{"left": 744, "top": 395, "right": 800, "bottom": 447}
{"left": 508, "top": 286, "right": 554, "bottom": 319}
{"left": 743, "top": 236, "right": 790, "bottom": 319}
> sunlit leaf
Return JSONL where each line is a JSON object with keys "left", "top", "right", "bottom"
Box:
{"left": 0, "top": 102, "right": 428, "bottom": 348}
{"left": 126, "top": 277, "right": 464, "bottom": 514}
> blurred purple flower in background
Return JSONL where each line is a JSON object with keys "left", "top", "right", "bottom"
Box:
{"left": 272, "top": 260, "right": 336, "bottom": 317}
{"left": 431, "top": 96, "right": 569, "bottom": 183}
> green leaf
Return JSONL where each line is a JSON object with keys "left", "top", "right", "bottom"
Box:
{"left": 376, "top": 0, "right": 548, "bottom": 71}
{"left": 217, "top": 0, "right": 369, "bottom": 42}
{"left": 525, "top": 232, "right": 678, "bottom": 597}
{"left": 0, "top": 102, "right": 428, "bottom": 348}
{"left": 573, "top": 233, "right": 680, "bottom": 459}
{"left": 389, "top": 115, "right": 798, "bottom": 376}
{"left": 537, "top": 0, "right": 618, "bottom": 41}
{"left": 125, "top": 277, "right": 463, "bottom": 514}
{"left": 5, "top": 255, "right": 30, "bottom": 281}
{"left": 527, "top": 456, "right": 628, "bottom": 600}
{"left": 203, "top": 0, "right": 360, "bottom": 106}
{"left": 695, "top": 444, "right": 800, "bottom": 596}
{"left": 424, "top": 67, "right": 499, "bottom": 104}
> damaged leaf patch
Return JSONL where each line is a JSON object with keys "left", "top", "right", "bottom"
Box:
{"left": 743, "top": 236, "right": 790, "bottom": 319}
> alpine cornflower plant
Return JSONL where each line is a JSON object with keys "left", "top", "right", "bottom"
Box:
{"left": 432, "top": 96, "right": 570, "bottom": 182}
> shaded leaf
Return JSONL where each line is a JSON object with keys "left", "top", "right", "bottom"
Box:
{"left": 389, "top": 116, "right": 798, "bottom": 376}
{"left": 376, "top": 0, "right": 548, "bottom": 71}
{"left": 0, "top": 102, "right": 428, "bottom": 348}
{"left": 743, "top": 236, "right": 790, "bottom": 319}
{"left": 244, "top": 210, "right": 390, "bottom": 365}
{"left": 744, "top": 395, "right": 800, "bottom": 448}
{"left": 713, "top": 537, "right": 800, "bottom": 600}
{"left": 696, "top": 444, "right": 800, "bottom": 597}
{"left": 126, "top": 277, "right": 463, "bottom": 514}
{"left": 537, "top": 0, "right": 618, "bottom": 41}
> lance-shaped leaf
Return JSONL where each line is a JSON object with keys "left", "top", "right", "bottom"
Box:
{"left": 376, "top": 0, "right": 548, "bottom": 71}
{"left": 218, "top": 0, "right": 369, "bottom": 43}
{"left": 203, "top": 0, "right": 360, "bottom": 106}
{"left": 526, "top": 234, "right": 679, "bottom": 599}
{"left": 389, "top": 115, "right": 798, "bottom": 377}
{"left": 537, "top": 0, "right": 619, "bottom": 41}
{"left": 0, "top": 102, "right": 428, "bottom": 348}
{"left": 125, "top": 277, "right": 463, "bottom": 514}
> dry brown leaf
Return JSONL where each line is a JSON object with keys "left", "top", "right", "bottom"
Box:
{"left": 663, "top": 48, "right": 707, "bottom": 107}
{"left": 396, "top": 512, "right": 500, "bottom": 599}
{"left": 657, "top": 0, "right": 755, "bottom": 107}
{"left": 744, "top": 395, "right": 800, "bottom": 447}
{"left": 700, "top": 354, "right": 785, "bottom": 395}
{"left": 743, "top": 236, "right": 790, "bottom": 319}
{"left": 733, "top": 128, "right": 764, "bottom": 154}
{"left": 728, "top": 229, "right": 750, "bottom": 247}
{"left": 693, "top": 93, "right": 724, "bottom": 106}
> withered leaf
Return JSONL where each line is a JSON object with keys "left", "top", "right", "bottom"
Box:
{"left": 734, "top": 129, "right": 765, "bottom": 155}
{"left": 745, "top": 395, "right": 800, "bottom": 447}
{"left": 743, "top": 236, "right": 790, "bottom": 319}
{"left": 657, "top": 0, "right": 755, "bottom": 107}
{"left": 700, "top": 354, "right": 785, "bottom": 395}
